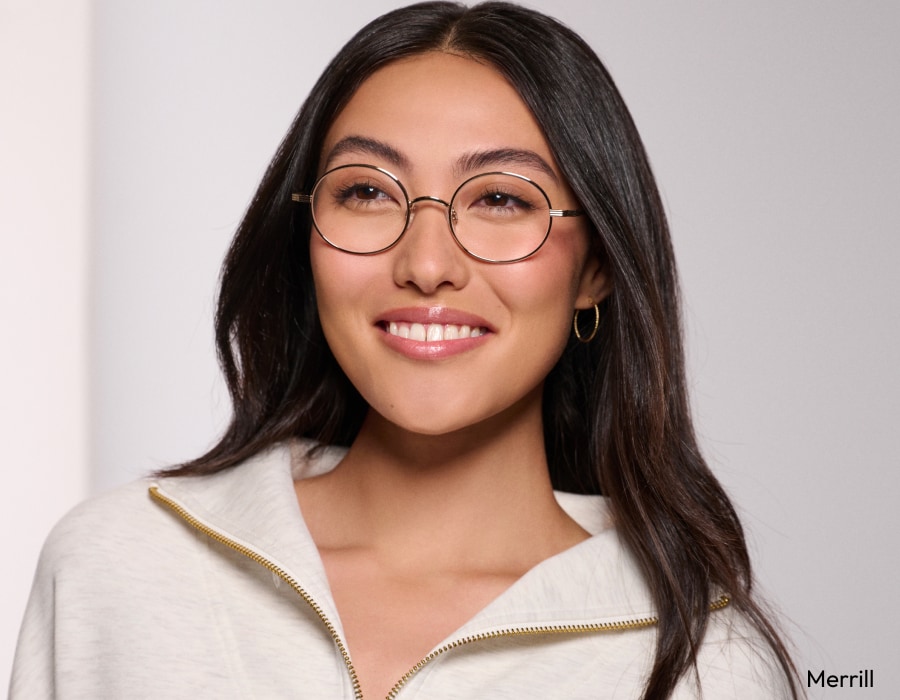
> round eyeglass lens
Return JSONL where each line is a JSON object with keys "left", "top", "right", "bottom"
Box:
{"left": 450, "top": 172, "right": 552, "bottom": 262}
{"left": 311, "top": 165, "right": 409, "bottom": 254}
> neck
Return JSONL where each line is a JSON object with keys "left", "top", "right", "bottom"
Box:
{"left": 297, "top": 391, "right": 589, "bottom": 574}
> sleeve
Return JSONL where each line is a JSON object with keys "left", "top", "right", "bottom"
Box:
{"left": 9, "top": 529, "right": 62, "bottom": 699}
{"left": 8, "top": 480, "right": 162, "bottom": 700}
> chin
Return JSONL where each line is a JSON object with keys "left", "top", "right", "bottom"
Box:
{"left": 363, "top": 393, "right": 496, "bottom": 438}
{"left": 379, "top": 410, "right": 480, "bottom": 438}
{"left": 369, "top": 388, "right": 540, "bottom": 443}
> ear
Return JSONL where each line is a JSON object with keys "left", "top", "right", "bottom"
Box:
{"left": 574, "top": 251, "right": 612, "bottom": 309}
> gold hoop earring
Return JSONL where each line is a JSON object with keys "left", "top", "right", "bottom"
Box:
{"left": 573, "top": 301, "right": 600, "bottom": 343}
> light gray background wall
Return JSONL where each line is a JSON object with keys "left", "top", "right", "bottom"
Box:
{"left": 4, "top": 0, "right": 899, "bottom": 694}
{"left": 2, "top": 0, "right": 90, "bottom": 686}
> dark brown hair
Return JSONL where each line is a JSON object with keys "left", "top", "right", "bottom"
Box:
{"left": 167, "top": 3, "right": 800, "bottom": 697}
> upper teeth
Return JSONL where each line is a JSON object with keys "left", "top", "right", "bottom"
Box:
{"left": 387, "top": 322, "right": 486, "bottom": 342}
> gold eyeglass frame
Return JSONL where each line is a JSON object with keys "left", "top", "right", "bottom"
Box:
{"left": 291, "top": 163, "right": 584, "bottom": 264}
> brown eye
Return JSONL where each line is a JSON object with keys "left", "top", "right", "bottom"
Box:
{"left": 350, "top": 185, "right": 383, "bottom": 201}
{"left": 471, "top": 189, "right": 535, "bottom": 215}
{"left": 484, "top": 192, "right": 512, "bottom": 207}
{"left": 337, "top": 182, "right": 389, "bottom": 202}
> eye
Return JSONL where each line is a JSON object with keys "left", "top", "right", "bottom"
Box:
{"left": 471, "top": 187, "right": 537, "bottom": 216}
{"left": 481, "top": 192, "right": 517, "bottom": 208}
{"left": 315, "top": 166, "right": 406, "bottom": 221}
{"left": 336, "top": 181, "right": 391, "bottom": 203}
{"left": 320, "top": 175, "right": 404, "bottom": 216}
{"left": 454, "top": 172, "right": 547, "bottom": 218}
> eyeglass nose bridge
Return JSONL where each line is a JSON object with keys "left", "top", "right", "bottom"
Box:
{"left": 406, "top": 194, "right": 459, "bottom": 231}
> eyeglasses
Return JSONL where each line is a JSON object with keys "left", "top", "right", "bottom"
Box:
{"left": 291, "top": 164, "right": 583, "bottom": 263}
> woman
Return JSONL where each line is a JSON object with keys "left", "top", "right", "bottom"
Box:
{"left": 11, "top": 2, "right": 800, "bottom": 698}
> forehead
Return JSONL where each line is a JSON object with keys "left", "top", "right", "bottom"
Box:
{"left": 320, "top": 52, "right": 559, "bottom": 179}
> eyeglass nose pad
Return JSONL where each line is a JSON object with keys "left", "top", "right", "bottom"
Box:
{"left": 450, "top": 208, "right": 459, "bottom": 226}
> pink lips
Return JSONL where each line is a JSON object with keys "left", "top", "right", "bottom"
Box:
{"left": 377, "top": 306, "right": 494, "bottom": 360}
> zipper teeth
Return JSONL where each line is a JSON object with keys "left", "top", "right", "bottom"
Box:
{"left": 147, "top": 486, "right": 366, "bottom": 699}
{"left": 386, "top": 593, "right": 731, "bottom": 699}
{"left": 385, "top": 621, "right": 656, "bottom": 699}
{"left": 150, "top": 485, "right": 729, "bottom": 700}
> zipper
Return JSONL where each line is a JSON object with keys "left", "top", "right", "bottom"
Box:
{"left": 149, "top": 484, "right": 729, "bottom": 700}
{"left": 385, "top": 593, "right": 730, "bottom": 698}
{"left": 148, "top": 485, "right": 364, "bottom": 699}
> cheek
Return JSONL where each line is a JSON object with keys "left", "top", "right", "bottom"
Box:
{"left": 311, "top": 240, "right": 369, "bottom": 315}
{"left": 310, "top": 241, "right": 366, "bottom": 358}
{"left": 310, "top": 245, "right": 332, "bottom": 301}
{"left": 497, "top": 231, "right": 590, "bottom": 332}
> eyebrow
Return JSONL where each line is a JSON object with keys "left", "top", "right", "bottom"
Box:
{"left": 455, "top": 148, "right": 559, "bottom": 183}
{"left": 324, "top": 136, "right": 410, "bottom": 171}
{"left": 323, "top": 136, "right": 559, "bottom": 183}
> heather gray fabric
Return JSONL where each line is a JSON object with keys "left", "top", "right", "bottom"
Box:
{"left": 11, "top": 442, "right": 790, "bottom": 698}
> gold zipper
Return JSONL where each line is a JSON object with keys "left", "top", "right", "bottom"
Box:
{"left": 148, "top": 485, "right": 364, "bottom": 699}
{"left": 385, "top": 593, "right": 730, "bottom": 698}
{"left": 149, "top": 484, "right": 729, "bottom": 700}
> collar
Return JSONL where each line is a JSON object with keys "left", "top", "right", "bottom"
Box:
{"left": 150, "top": 441, "right": 656, "bottom": 639}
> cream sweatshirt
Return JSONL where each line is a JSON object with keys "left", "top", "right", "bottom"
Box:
{"left": 10, "top": 442, "right": 791, "bottom": 699}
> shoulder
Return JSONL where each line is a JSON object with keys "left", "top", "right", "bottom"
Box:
{"left": 41, "top": 479, "right": 155, "bottom": 551}
{"left": 34, "top": 477, "right": 202, "bottom": 585}
{"left": 674, "top": 602, "right": 796, "bottom": 699}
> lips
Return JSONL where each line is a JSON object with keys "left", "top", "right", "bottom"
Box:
{"left": 386, "top": 321, "right": 487, "bottom": 342}
{"left": 377, "top": 307, "right": 493, "bottom": 358}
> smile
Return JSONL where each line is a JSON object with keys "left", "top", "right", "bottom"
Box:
{"left": 385, "top": 322, "right": 488, "bottom": 342}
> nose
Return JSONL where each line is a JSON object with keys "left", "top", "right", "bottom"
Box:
{"left": 391, "top": 196, "right": 470, "bottom": 294}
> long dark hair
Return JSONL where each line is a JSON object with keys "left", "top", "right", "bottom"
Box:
{"left": 167, "top": 2, "right": 799, "bottom": 697}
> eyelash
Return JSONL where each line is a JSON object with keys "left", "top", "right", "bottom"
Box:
{"left": 326, "top": 174, "right": 542, "bottom": 214}
{"left": 472, "top": 187, "right": 536, "bottom": 212}
{"left": 334, "top": 181, "right": 394, "bottom": 205}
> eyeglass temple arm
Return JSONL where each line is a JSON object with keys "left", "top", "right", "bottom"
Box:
{"left": 291, "top": 194, "right": 312, "bottom": 203}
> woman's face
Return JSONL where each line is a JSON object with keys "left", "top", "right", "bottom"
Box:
{"left": 311, "top": 52, "right": 607, "bottom": 437}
